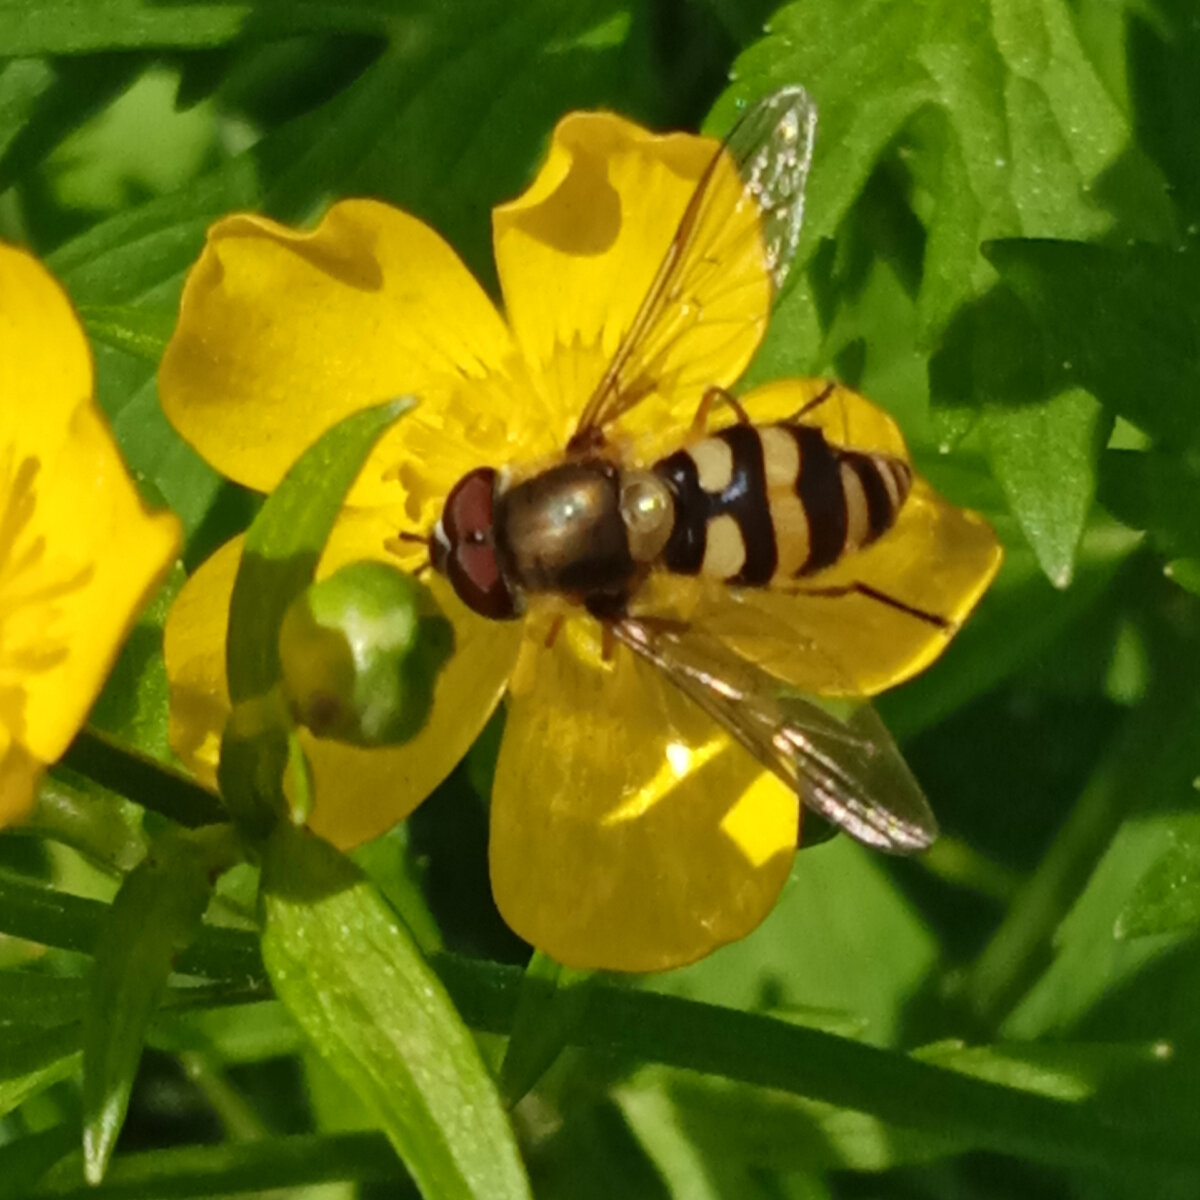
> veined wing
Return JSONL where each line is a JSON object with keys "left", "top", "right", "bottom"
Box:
{"left": 613, "top": 616, "right": 938, "bottom": 853}
{"left": 571, "top": 86, "right": 817, "bottom": 443}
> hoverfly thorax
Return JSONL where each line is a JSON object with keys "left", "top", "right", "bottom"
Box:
{"left": 434, "top": 459, "right": 677, "bottom": 619}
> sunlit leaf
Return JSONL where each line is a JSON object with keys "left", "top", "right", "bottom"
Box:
{"left": 260, "top": 823, "right": 531, "bottom": 1200}
{"left": 1117, "top": 813, "right": 1200, "bottom": 939}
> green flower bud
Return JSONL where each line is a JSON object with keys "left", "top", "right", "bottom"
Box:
{"left": 278, "top": 561, "right": 453, "bottom": 747}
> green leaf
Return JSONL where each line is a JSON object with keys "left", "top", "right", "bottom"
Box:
{"left": 982, "top": 386, "right": 1112, "bottom": 587}
{"left": 226, "top": 399, "right": 412, "bottom": 705}
{"left": 0, "top": 1, "right": 392, "bottom": 57}
{"left": 986, "top": 239, "right": 1200, "bottom": 452}
{"left": 0, "top": 55, "right": 143, "bottom": 195}
{"left": 29, "top": 1131, "right": 406, "bottom": 1199}
{"left": 0, "top": 1026, "right": 81, "bottom": 1119}
{"left": 82, "top": 828, "right": 232, "bottom": 1183}
{"left": 259, "top": 823, "right": 531, "bottom": 1200}
{"left": 499, "top": 952, "right": 595, "bottom": 1106}
{"left": 618, "top": 1039, "right": 1171, "bottom": 1177}
{"left": 0, "top": 972, "right": 88, "bottom": 1028}
{"left": 1100, "top": 448, "right": 1200, "bottom": 562}
{"left": 881, "top": 511, "right": 1141, "bottom": 740}
{"left": 77, "top": 304, "right": 174, "bottom": 365}
{"left": 649, "top": 839, "right": 938, "bottom": 1047}
{"left": 0, "top": 1125, "right": 77, "bottom": 1200}
{"left": 1117, "top": 813, "right": 1200, "bottom": 938}
{"left": 717, "top": 0, "right": 1136, "bottom": 344}
{"left": 1165, "top": 557, "right": 1200, "bottom": 596}
{"left": 0, "top": 871, "right": 264, "bottom": 985}
{"left": 47, "top": 67, "right": 216, "bottom": 210}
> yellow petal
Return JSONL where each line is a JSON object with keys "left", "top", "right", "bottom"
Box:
{"left": 0, "top": 242, "right": 181, "bottom": 765}
{"left": 490, "top": 609, "right": 796, "bottom": 972}
{"left": 163, "top": 509, "right": 521, "bottom": 848}
{"left": 0, "top": 731, "right": 41, "bottom": 828}
{"left": 159, "top": 200, "right": 538, "bottom": 524}
{"left": 638, "top": 379, "right": 1002, "bottom": 694}
{"left": 493, "top": 112, "right": 770, "bottom": 443}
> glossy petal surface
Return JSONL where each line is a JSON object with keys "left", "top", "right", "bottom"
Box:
{"left": 490, "top": 609, "right": 797, "bottom": 972}
{"left": 493, "top": 113, "right": 771, "bottom": 446}
{"left": 159, "top": 201, "right": 538, "bottom": 524}
{"left": 0, "top": 243, "right": 180, "bottom": 779}
{"left": 163, "top": 510, "right": 521, "bottom": 848}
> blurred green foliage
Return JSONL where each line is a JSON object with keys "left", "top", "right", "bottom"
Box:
{"left": 2, "top": 0, "right": 1200, "bottom": 1197}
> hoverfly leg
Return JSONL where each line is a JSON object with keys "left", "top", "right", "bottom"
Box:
{"left": 693, "top": 385, "right": 751, "bottom": 435}
{"left": 544, "top": 615, "right": 566, "bottom": 650}
{"left": 790, "top": 380, "right": 837, "bottom": 421}
{"left": 601, "top": 623, "right": 616, "bottom": 662}
{"left": 385, "top": 531, "right": 434, "bottom": 578}
{"left": 790, "top": 580, "right": 951, "bottom": 629}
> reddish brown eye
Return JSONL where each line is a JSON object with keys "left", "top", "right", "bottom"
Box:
{"left": 444, "top": 468, "right": 497, "bottom": 542}
{"left": 438, "top": 467, "right": 519, "bottom": 620}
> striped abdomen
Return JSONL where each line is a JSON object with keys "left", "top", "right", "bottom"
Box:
{"left": 653, "top": 423, "right": 912, "bottom": 586}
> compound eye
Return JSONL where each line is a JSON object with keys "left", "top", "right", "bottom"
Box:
{"left": 443, "top": 468, "right": 497, "bottom": 542}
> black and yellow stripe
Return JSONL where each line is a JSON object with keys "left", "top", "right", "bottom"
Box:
{"left": 653, "top": 422, "right": 911, "bottom": 586}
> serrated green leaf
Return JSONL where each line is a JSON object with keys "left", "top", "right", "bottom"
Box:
{"left": 48, "top": 67, "right": 216, "bottom": 210}
{"left": 1117, "top": 813, "right": 1200, "bottom": 938}
{"left": 717, "top": 0, "right": 1136, "bottom": 343}
{"left": 987, "top": 239, "right": 1200, "bottom": 451}
{"left": 982, "top": 386, "right": 1111, "bottom": 587}
{"left": 1100, "top": 448, "right": 1200, "bottom": 561}
{"left": 225, "top": 398, "right": 410, "bottom": 705}
{"left": 81, "top": 829, "right": 228, "bottom": 1183}
{"left": 0, "top": 55, "right": 143, "bottom": 195}
{"left": 259, "top": 823, "right": 531, "bottom": 1200}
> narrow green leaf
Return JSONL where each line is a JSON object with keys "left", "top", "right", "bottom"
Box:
{"left": 0, "top": 972, "right": 88, "bottom": 1028}
{"left": 0, "top": 1026, "right": 81, "bottom": 1118}
{"left": 30, "top": 1131, "right": 406, "bottom": 1199}
{"left": 59, "top": 728, "right": 227, "bottom": 829}
{"left": 227, "top": 398, "right": 413, "bottom": 705}
{"left": 82, "top": 829, "right": 231, "bottom": 1183}
{"left": 499, "top": 952, "right": 594, "bottom": 1106}
{"left": 1165, "top": 557, "right": 1200, "bottom": 596}
{"left": 0, "top": 872, "right": 264, "bottom": 986}
{"left": 619, "top": 1040, "right": 1171, "bottom": 1177}
{"left": 1117, "top": 813, "right": 1200, "bottom": 939}
{"left": 982, "top": 386, "right": 1111, "bottom": 587}
{"left": 77, "top": 305, "right": 174, "bottom": 365}
{"left": 259, "top": 823, "right": 531, "bottom": 1200}
{"left": 0, "top": 1125, "right": 77, "bottom": 1200}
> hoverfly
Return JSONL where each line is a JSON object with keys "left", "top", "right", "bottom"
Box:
{"left": 424, "top": 87, "right": 957, "bottom": 853}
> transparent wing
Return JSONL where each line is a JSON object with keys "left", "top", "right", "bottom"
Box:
{"left": 572, "top": 86, "right": 817, "bottom": 441}
{"left": 613, "top": 616, "right": 939, "bottom": 853}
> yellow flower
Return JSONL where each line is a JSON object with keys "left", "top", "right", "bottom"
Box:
{"left": 0, "top": 243, "right": 181, "bottom": 827}
{"left": 160, "top": 111, "right": 1000, "bottom": 971}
